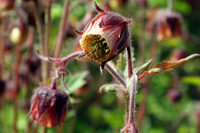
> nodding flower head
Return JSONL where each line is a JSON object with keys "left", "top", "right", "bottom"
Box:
{"left": 154, "top": 10, "right": 182, "bottom": 40}
{"left": 0, "top": 0, "right": 15, "bottom": 14}
{"left": 27, "top": 84, "right": 68, "bottom": 127}
{"left": 75, "top": 1, "right": 132, "bottom": 70}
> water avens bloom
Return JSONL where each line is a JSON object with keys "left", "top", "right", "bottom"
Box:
{"left": 155, "top": 10, "right": 182, "bottom": 40}
{"left": 27, "top": 81, "right": 68, "bottom": 127}
{"left": 75, "top": 1, "right": 132, "bottom": 70}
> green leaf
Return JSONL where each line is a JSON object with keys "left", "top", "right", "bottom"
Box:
{"left": 139, "top": 54, "right": 200, "bottom": 80}
{"left": 116, "top": 53, "right": 126, "bottom": 73}
{"left": 134, "top": 59, "right": 153, "bottom": 74}
{"left": 181, "top": 76, "right": 200, "bottom": 87}
{"left": 99, "top": 84, "right": 124, "bottom": 93}
{"left": 59, "top": 70, "right": 89, "bottom": 94}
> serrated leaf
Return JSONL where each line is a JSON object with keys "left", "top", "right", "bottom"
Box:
{"left": 139, "top": 54, "right": 200, "bottom": 80}
{"left": 117, "top": 53, "right": 126, "bottom": 73}
{"left": 181, "top": 76, "right": 200, "bottom": 87}
{"left": 134, "top": 59, "right": 153, "bottom": 74}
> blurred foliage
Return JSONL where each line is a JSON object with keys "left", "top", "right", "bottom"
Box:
{"left": 0, "top": 0, "right": 200, "bottom": 133}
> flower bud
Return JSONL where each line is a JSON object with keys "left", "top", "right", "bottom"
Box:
{"left": 154, "top": 10, "right": 182, "bottom": 40}
{"left": 75, "top": 1, "right": 131, "bottom": 70}
{"left": 167, "top": 89, "right": 182, "bottom": 103}
{"left": 27, "top": 85, "right": 68, "bottom": 127}
{"left": 170, "top": 49, "right": 188, "bottom": 61}
{"left": 25, "top": 55, "right": 41, "bottom": 74}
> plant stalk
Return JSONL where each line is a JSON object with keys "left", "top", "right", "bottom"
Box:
{"left": 32, "top": 1, "right": 48, "bottom": 84}
{"left": 121, "top": 75, "right": 138, "bottom": 133}
{"left": 53, "top": 0, "right": 70, "bottom": 60}
{"left": 0, "top": 17, "right": 7, "bottom": 79}
{"left": 127, "top": 46, "right": 133, "bottom": 78}
{"left": 128, "top": 75, "right": 138, "bottom": 124}
{"left": 105, "top": 63, "right": 126, "bottom": 88}
{"left": 13, "top": 19, "right": 24, "bottom": 133}
{"left": 168, "top": 0, "right": 174, "bottom": 11}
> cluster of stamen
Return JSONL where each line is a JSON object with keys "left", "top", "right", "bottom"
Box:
{"left": 80, "top": 34, "right": 110, "bottom": 62}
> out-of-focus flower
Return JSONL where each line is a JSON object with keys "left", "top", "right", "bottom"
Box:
{"left": 27, "top": 85, "right": 68, "bottom": 127}
{"left": 154, "top": 10, "right": 182, "bottom": 40}
{"left": 64, "top": 24, "right": 77, "bottom": 40}
{"left": 5, "top": 81, "right": 18, "bottom": 100}
{"left": 25, "top": 55, "right": 41, "bottom": 74}
{"left": 170, "top": 49, "right": 188, "bottom": 61}
{"left": 146, "top": 9, "right": 182, "bottom": 40}
{"left": 75, "top": 1, "right": 131, "bottom": 69}
{"left": 0, "top": 0, "right": 15, "bottom": 15}
{"left": 167, "top": 89, "right": 182, "bottom": 103}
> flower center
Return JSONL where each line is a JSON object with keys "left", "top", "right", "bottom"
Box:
{"left": 80, "top": 34, "right": 110, "bottom": 62}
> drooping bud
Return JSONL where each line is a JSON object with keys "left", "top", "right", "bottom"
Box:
{"left": 167, "top": 89, "right": 182, "bottom": 103}
{"left": 75, "top": 1, "right": 132, "bottom": 70}
{"left": 25, "top": 55, "right": 41, "bottom": 74}
{"left": 170, "top": 49, "right": 188, "bottom": 61}
{"left": 27, "top": 84, "right": 68, "bottom": 127}
{"left": 154, "top": 10, "right": 182, "bottom": 40}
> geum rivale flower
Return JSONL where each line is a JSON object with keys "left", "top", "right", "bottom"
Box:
{"left": 75, "top": 1, "right": 132, "bottom": 71}
{"left": 26, "top": 83, "right": 68, "bottom": 127}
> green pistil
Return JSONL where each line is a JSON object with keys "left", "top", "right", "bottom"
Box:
{"left": 80, "top": 34, "right": 110, "bottom": 62}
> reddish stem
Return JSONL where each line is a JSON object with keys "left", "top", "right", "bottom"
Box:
{"left": 127, "top": 46, "right": 133, "bottom": 78}
{"left": 37, "top": 50, "right": 83, "bottom": 63}
{"left": 53, "top": 0, "right": 70, "bottom": 59}
{"left": 0, "top": 18, "right": 7, "bottom": 79}
{"left": 121, "top": 75, "right": 138, "bottom": 133}
{"left": 105, "top": 63, "right": 126, "bottom": 88}
{"left": 13, "top": 19, "right": 24, "bottom": 133}
{"left": 43, "top": 0, "right": 52, "bottom": 80}
{"left": 32, "top": 1, "right": 48, "bottom": 84}
{"left": 27, "top": 26, "right": 35, "bottom": 56}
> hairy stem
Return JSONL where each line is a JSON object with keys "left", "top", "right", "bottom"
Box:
{"left": 128, "top": 75, "right": 138, "bottom": 124}
{"left": 125, "top": 95, "right": 130, "bottom": 124}
{"left": 37, "top": 51, "right": 83, "bottom": 63}
{"left": 105, "top": 63, "right": 126, "bottom": 88}
{"left": 127, "top": 46, "right": 133, "bottom": 78}
{"left": 53, "top": 0, "right": 70, "bottom": 60}
{"left": 121, "top": 75, "right": 138, "bottom": 133}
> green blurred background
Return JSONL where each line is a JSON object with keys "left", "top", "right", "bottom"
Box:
{"left": 0, "top": 0, "right": 200, "bottom": 133}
